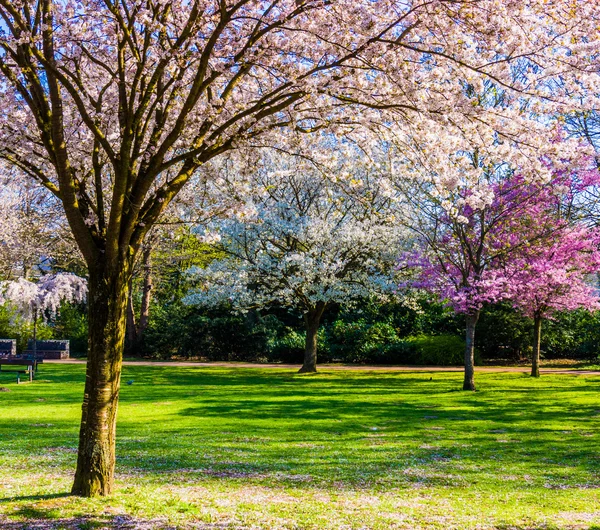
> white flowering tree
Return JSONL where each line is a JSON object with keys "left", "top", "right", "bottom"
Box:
{"left": 186, "top": 150, "right": 406, "bottom": 372}
{"left": 0, "top": 173, "right": 80, "bottom": 280}
{"left": 0, "top": 273, "right": 88, "bottom": 355}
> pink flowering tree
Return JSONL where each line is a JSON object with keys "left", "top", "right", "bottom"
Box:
{"left": 0, "top": 0, "right": 598, "bottom": 496}
{"left": 399, "top": 168, "right": 593, "bottom": 390}
{"left": 504, "top": 226, "right": 600, "bottom": 377}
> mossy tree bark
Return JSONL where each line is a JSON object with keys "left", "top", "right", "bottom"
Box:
{"left": 463, "top": 311, "right": 480, "bottom": 391}
{"left": 71, "top": 260, "right": 132, "bottom": 496}
{"left": 531, "top": 313, "right": 542, "bottom": 378}
{"left": 299, "top": 301, "right": 326, "bottom": 373}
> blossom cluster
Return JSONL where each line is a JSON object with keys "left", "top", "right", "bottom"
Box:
{"left": 0, "top": 273, "right": 88, "bottom": 320}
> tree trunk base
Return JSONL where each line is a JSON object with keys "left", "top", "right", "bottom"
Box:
{"left": 462, "top": 380, "right": 476, "bottom": 391}
{"left": 71, "top": 475, "right": 112, "bottom": 497}
{"left": 531, "top": 368, "right": 540, "bottom": 378}
{"left": 298, "top": 365, "right": 317, "bottom": 374}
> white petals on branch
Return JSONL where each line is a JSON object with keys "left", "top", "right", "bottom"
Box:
{"left": 0, "top": 273, "right": 87, "bottom": 320}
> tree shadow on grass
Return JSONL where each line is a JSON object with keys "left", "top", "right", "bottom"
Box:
{"left": 0, "top": 514, "right": 225, "bottom": 529}
{"left": 0, "top": 493, "right": 72, "bottom": 504}
{"left": 2, "top": 366, "right": 600, "bottom": 493}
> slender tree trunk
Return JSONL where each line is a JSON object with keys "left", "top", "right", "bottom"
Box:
{"left": 137, "top": 246, "right": 153, "bottom": 340}
{"left": 531, "top": 313, "right": 542, "bottom": 378}
{"left": 124, "top": 247, "right": 153, "bottom": 357}
{"left": 463, "top": 311, "right": 480, "bottom": 391}
{"left": 71, "top": 262, "right": 130, "bottom": 496}
{"left": 126, "top": 279, "right": 137, "bottom": 353}
{"left": 299, "top": 302, "right": 326, "bottom": 373}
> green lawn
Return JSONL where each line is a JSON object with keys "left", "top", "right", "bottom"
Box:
{"left": 1, "top": 364, "right": 599, "bottom": 529}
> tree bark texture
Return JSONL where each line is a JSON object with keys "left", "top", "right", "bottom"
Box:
{"left": 299, "top": 302, "right": 326, "bottom": 373}
{"left": 463, "top": 311, "right": 480, "bottom": 391}
{"left": 71, "top": 262, "right": 131, "bottom": 496}
{"left": 531, "top": 314, "right": 542, "bottom": 378}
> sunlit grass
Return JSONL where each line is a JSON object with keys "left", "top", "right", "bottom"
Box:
{"left": 1, "top": 364, "right": 599, "bottom": 529}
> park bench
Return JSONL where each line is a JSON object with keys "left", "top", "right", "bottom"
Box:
{"left": 24, "top": 339, "right": 70, "bottom": 360}
{"left": 0, "top": 357, "right": 38, "bottom": 383}
{"left": 0, "top": 339, "right": 16, "bottom": 357}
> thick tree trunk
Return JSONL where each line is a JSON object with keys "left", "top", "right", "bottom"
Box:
{"left": 463, "top": 311, "right": 480, "bottom": 391}
{"left": 71, "top": 263, "right": 130, "bottom": 496}
{"left": 298, "top": 302, "right": 326, "bottom": 373}
{"left": 531, "top": 314, "right": 542, "bottom": 378}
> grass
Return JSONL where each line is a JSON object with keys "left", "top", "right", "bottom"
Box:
{"left": 0, "top": 364, "right": 600, "bottom": 529}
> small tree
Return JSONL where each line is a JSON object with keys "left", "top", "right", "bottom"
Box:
{"left": 186, "top": 153, "right": 405, "bottom": 372}
{"left": 504, "top": 226, "right": 600, "bottom": 377}
{"left": 399, "top": 170, "right": 585, "bottom": 390}
{"left": 0, "top": 273, "right": 88, "bottom": 354}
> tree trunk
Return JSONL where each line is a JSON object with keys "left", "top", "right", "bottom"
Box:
{"left": 531, "top": 314, "right": 542, "bottom": 378}
{"left": 125, "top": 279, "right": 137, "bottom": 353}
{"left": 298, "top": 302, "right": 326, "bottom": 373}
{"left": 137, "top": 246, "right": 153, "bottom": 340}
{"left": 463, "top": 311, "right": 480, "bottom": 391}
{"left": 71, "top": 262, "right": 130, "bottom": 496}
{"left": 124, "top": 246, "right": 153, "bottom": 357}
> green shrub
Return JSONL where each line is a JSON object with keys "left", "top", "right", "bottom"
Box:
{"left": 52, "top": 303, "right": 88, "bottom": 355}
{"left": 406, "top": 334, "right": 472, "bottom": 366}
{"left": 0, "top": 306, "right": 53, "bottom": 352}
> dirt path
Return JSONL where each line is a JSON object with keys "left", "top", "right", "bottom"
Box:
{"left": 44, "top": 359, "right": 600, "bottom": 376}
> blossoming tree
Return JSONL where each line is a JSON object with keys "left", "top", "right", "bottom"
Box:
{"left": 398, "top": 166, "right": 598, "bottom": 391}
{"left": 186, "top": 150, "right": 405, "bottom": 373}
{"left": 0, "top": 173, "right": 79, "bottom": 279}
{"left": 0, "top": 0, "right": 598, "bottom": 495}
{"left": 0, "top": 273, "right": 88, "bottom": 354}
{"left": 504, "top": 226, "right": 600, "bottom": 377}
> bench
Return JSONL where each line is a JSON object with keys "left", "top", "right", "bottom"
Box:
{"left": 0, "top": 339, "right": 16, "bottom": 356}
{"left": 0, "top": 358, "right": 37, "bottom": 383}
{"left": 24, "top": 339, "right": 70, "bottom": 360}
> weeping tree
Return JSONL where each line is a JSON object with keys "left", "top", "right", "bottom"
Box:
{"left": 0, "top": 273, "right": 88, "bottom": 351}
{"left": 0, "top": 0, "right": 595, "bottom": 496}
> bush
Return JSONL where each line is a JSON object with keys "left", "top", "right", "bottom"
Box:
{"left": 406, "top": 334, "right": 471, "bottom": 366}
{"left": 0, "top": 306, "right": 53, "bottom": 352}
{"left": 476, "top": 303, "right": 532, "bottom": 361}
{"left": 52, "top": 303, "right": 88, "bottom": 354}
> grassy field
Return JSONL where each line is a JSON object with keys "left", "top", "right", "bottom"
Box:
{"left": 0, "top": 364, "right": 599, "bottom": 529}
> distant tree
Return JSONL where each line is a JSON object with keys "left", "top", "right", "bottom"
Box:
{"left": 0, "top": 273, "right": 88, "bottom": 354}
{"left": 0, "top": 174, "right": 80, "bottom": 279}
{"left": 399, "top": 164, "right": 599, "bottom": 390}
{"left": 504, "top": 225, "right": 600, "bottom": 377}
{"left": 186, "top": 151, "right": 406, "bottom": 373}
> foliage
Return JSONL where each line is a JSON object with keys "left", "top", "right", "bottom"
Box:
{"left": 406, "top": 334, "right": 470, "bottom": 366}
{"left": 475, "top": 303, "right": 534, "bottom": 361}
{"left": 0, "top": 305, "right": 53, "bottom": 352}
{"left": 51, "top": 303, "right": 89, "bottom": 355}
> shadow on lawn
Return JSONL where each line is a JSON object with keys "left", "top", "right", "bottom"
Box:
{"left": 114, "top": 370, "right": 600, "bottom": 488}
{"left": 0, "top": 514, "right": 218, "bottom": 529}
{"left": 0, "top": 493, "right": 72, "bottom": 503}
{"left": 2, "top": 366, "right": 599, "bottom": 491}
